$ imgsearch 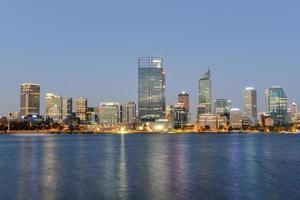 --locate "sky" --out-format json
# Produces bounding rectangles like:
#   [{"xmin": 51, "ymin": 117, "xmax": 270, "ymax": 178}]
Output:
[{"xmin": 0, "ymin": 0, "xmax": 300, "ymax": 119}]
